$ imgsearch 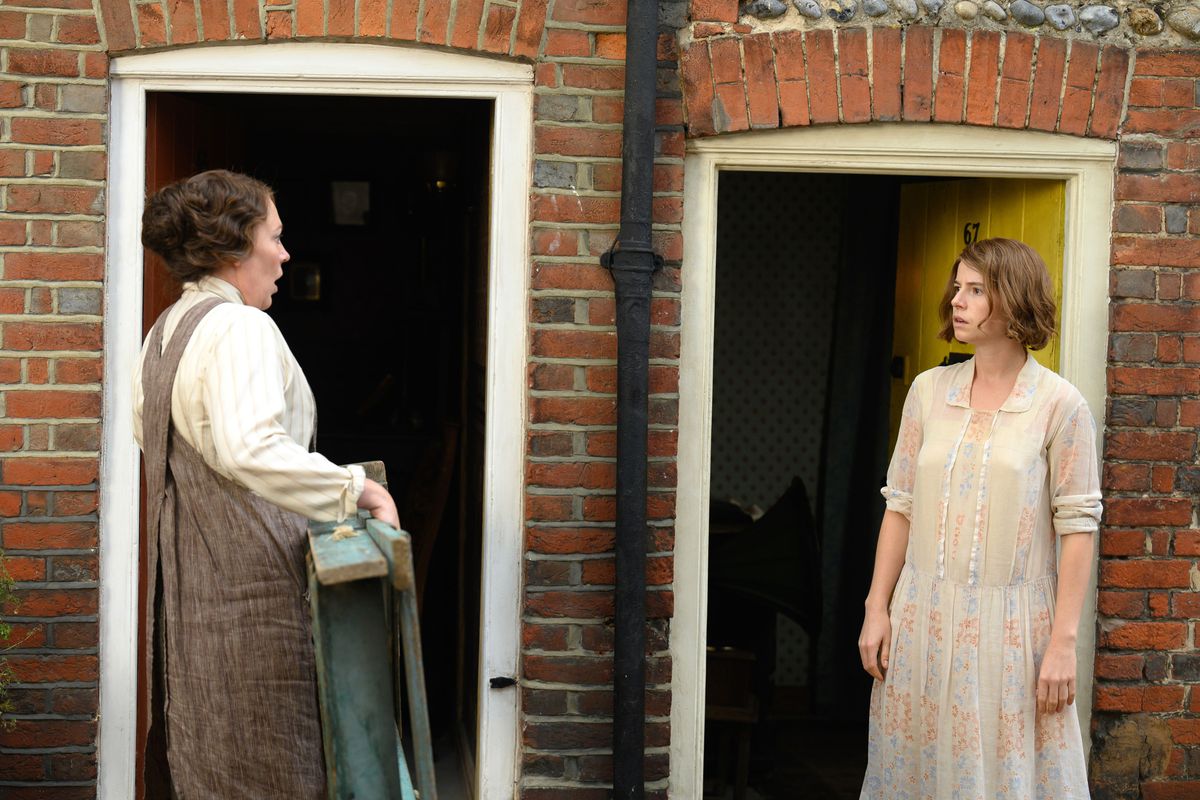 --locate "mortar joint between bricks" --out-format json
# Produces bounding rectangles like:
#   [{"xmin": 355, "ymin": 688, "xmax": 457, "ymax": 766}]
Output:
[
  {"xmin": 0, "ymin": 176, "xmax": 106, "ymax": 189},
  {"xmin": 519, "ymin": 747, "xmax": 615, "ymax": 757},
  {"xmin": 525, "ymin": 454, "xmax": 617, "ymax": 462},
  {"xmin": 534, "ymin": 87, "xmax": 624, "ymax": 98},
  {"xmin": 1, "ymin": 6, "xmax": 96, "ymax": 14},
  {"xmin": 833, "ymin": 26, "xmax": 846, "ymax": 124},
  {"xmin": 535, "ymin": 117, "xmax": 623, "ymax": 128},
  {"xmin": 522, "ymin": 581, "xmax": 613, "ymax": 593},
  {"xmin": 543, "ymin": 22, "xmax": 626, "ymax": 33},
  {"xmin": 1024, "ymin": 35, "xmax": 1040, "ymax": 130},
  {"xmin": 526, "ymin": 553, "xmax": 612, "ymax": 562},
  {"xmin": 541, "ymin": 56, "xmax": 627, "ymax": 66},
  {"xmin": 0, "ymin": 109, "xmax": 108, "ymax": 123},
  {"xmin": 0, "ymin": 350, "xmax": 103, "ymax": 358},
  {"xmin": 528, "ymin": 357, "xmax": 620, "ymax": 366},
  {"xmin": 0, "ymin": 315, "xmax": 103, "ymax": 324},
  {"xmin": 1049, "ymin": 39, "xmax": 1069, "ymax": 132},
  {"xmin": 931, "ymin": 26, "xmax": 944, "ymax": 123},
  {"xmin": 1, "ymin": 41, "xmax": 104, "ymax": 54},
  {"xmin": 521, "ymin": 714, "xmax": 621, "ymax": 725},
  {"xmin": 0, "ymin": 216, "xmax": 106, "ymax": 226},
  {"xmin": 524, "ymin": 486, "xmax": 614, "ymax": 495},
  {"xmin": 958, "ymin": 29, "xmax": 974, "ymax": 124}
]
